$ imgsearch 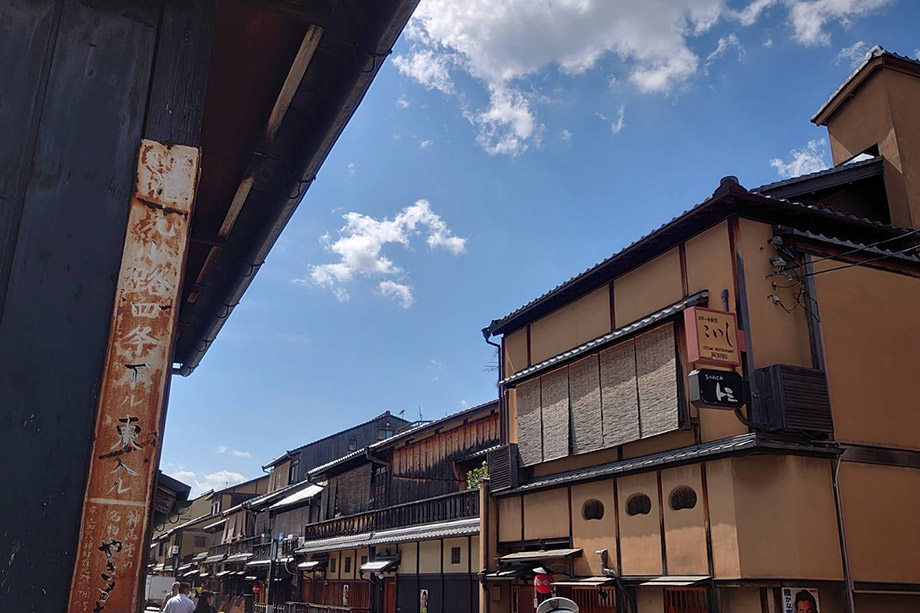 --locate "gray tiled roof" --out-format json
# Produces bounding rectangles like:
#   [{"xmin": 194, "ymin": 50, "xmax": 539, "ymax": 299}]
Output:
[
  {"xmin": 500, "ymin": 291, "xmax": 708, "ymax": 386},
  {"xmin": 294, "ymin": 518, "xmax": 480, "ymax": 554},
  {"xmin": 751, "ymin": 155, "xmax": 882, "ymax": 195},
  {"xmin": 498, "ymin": 433, "xmax": 840, "ymax": 495}
]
